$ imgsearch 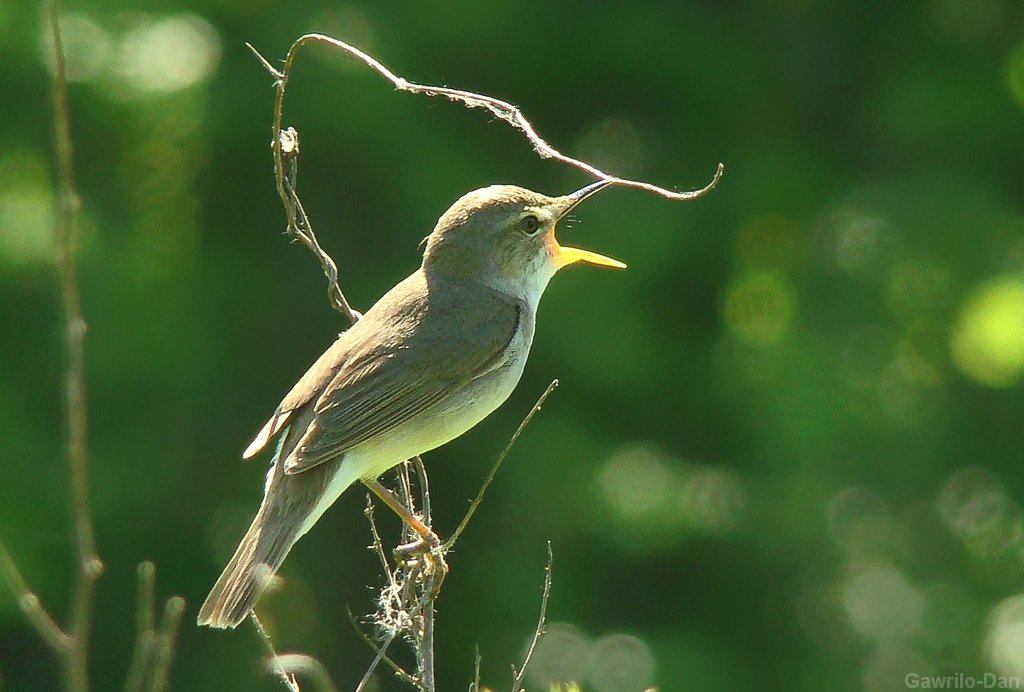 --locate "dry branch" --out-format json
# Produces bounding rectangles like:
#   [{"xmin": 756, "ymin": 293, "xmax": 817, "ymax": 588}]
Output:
[
  {"xmin": 247, "ymin": 33, "xmax": 722, "ymax": 323},
  {"xmin": 247, "ymin": 34, "xmax": 723, "ymax": 210},
  {"xmin": 0, "ymin": 5, "xmax": 185, "ymax": 692},
  {"xmin": 0, "ymin": 3, "xmax": 99, "ymax": 690},
  {"xmin": 50, "ymin": 0, "xmax": 102, "ymax": 686}
]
